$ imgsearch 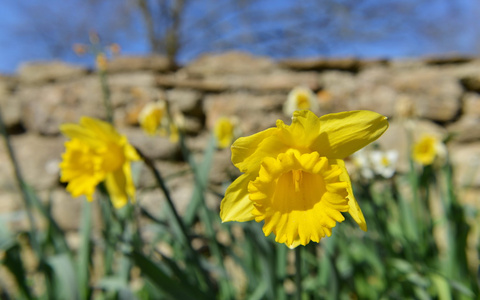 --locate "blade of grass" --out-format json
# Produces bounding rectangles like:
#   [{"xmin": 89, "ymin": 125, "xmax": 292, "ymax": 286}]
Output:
[
  {"xmin": 439, "ymin": 158, "xmax": 473, "ymax": 292},
  {"xmin": 4, "ymin": 243, "xmax": 34, "ymax": 300},
  {"xmin": 77, "ymin": 200, "xmax": 92, "ymax": 300},
  {"xmin": 430, "ymin": 273, "xmax": 452, "ymax": 300},
  {"xmin": 249, "ymin": 280, "xmax": 268, "ymax": 300},
  {"xmin": 129, "ymin": 249, "xmax": 212, "ymax": 300},
  {"xmin": 295, "ymin": 247, "xmax": 303, "ymax": 300},
  {"xmin": 98, "ymin": 190, "xmax": 116, "ymax": 276},
  {"xmin": 275, "ymin": 243, "xmax": 287, "ymax": 300},
  {"xmin": 96, "ymin": 277, "xmax": 136, "ymax": 299},
  {"xmin": 180, "ymin": 134, "xmax": 235, "ymax": 298},
  {"xmin": 135, "ymin": 147, "xmax": 214, "ymax": 292},
  {"xmin": 322, "ymin": 236, "xmax": 339, "ymax": 300},
  {"xmin": 117, "ymin": 205, "xmax": 136, "ymax": 289},
  {"xmin": 0, "ymin": 106, "xmax": 41, "ymax": 257},
  {"xmin": 244, "ymin": 222, "xmax": 276, "ymax": 298},
  {"xmin": 183, "ymin": 134, "xmax": 216, "ymax": 227},
  {"xmin": 46, "ymin": 253, "xmax": 79, "ymax": 300}
]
